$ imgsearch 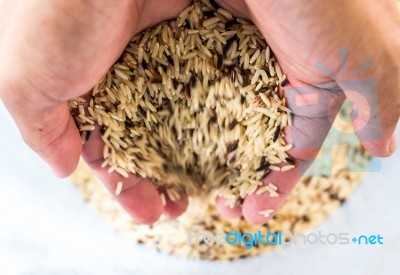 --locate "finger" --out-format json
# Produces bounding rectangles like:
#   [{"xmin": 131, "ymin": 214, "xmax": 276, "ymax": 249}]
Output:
[
  {"xmin": 82, "ymin": 127, "xmax": 162, "ymax": 224},
  {"xmin": 243, "ymin": 81, "xmax": 345, "ymax": 225},
  {"xmin": 216, "ymin": 196, "xmax": 242, "ymax": 218},
  {"xmin": 242, "ymin": 118, "xmax": 320, "ymax": 225},
  {"xmin": 342, "ymin": 85, "xmax": 399, "ymax": 157},
  {"xmin": 7, "ymin": 101, "xmax": 82, "ymax": 178},
  {"xmin": 242, "ymin": 167, "xmax": 300, "ymax": 225},
  {"xmin": 47, "ymin": 112, "xmax": 82, "ymax": 177},
  {"xmin": 159, "ymin": 188, "xmax": 189, "ymax": 219}
]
